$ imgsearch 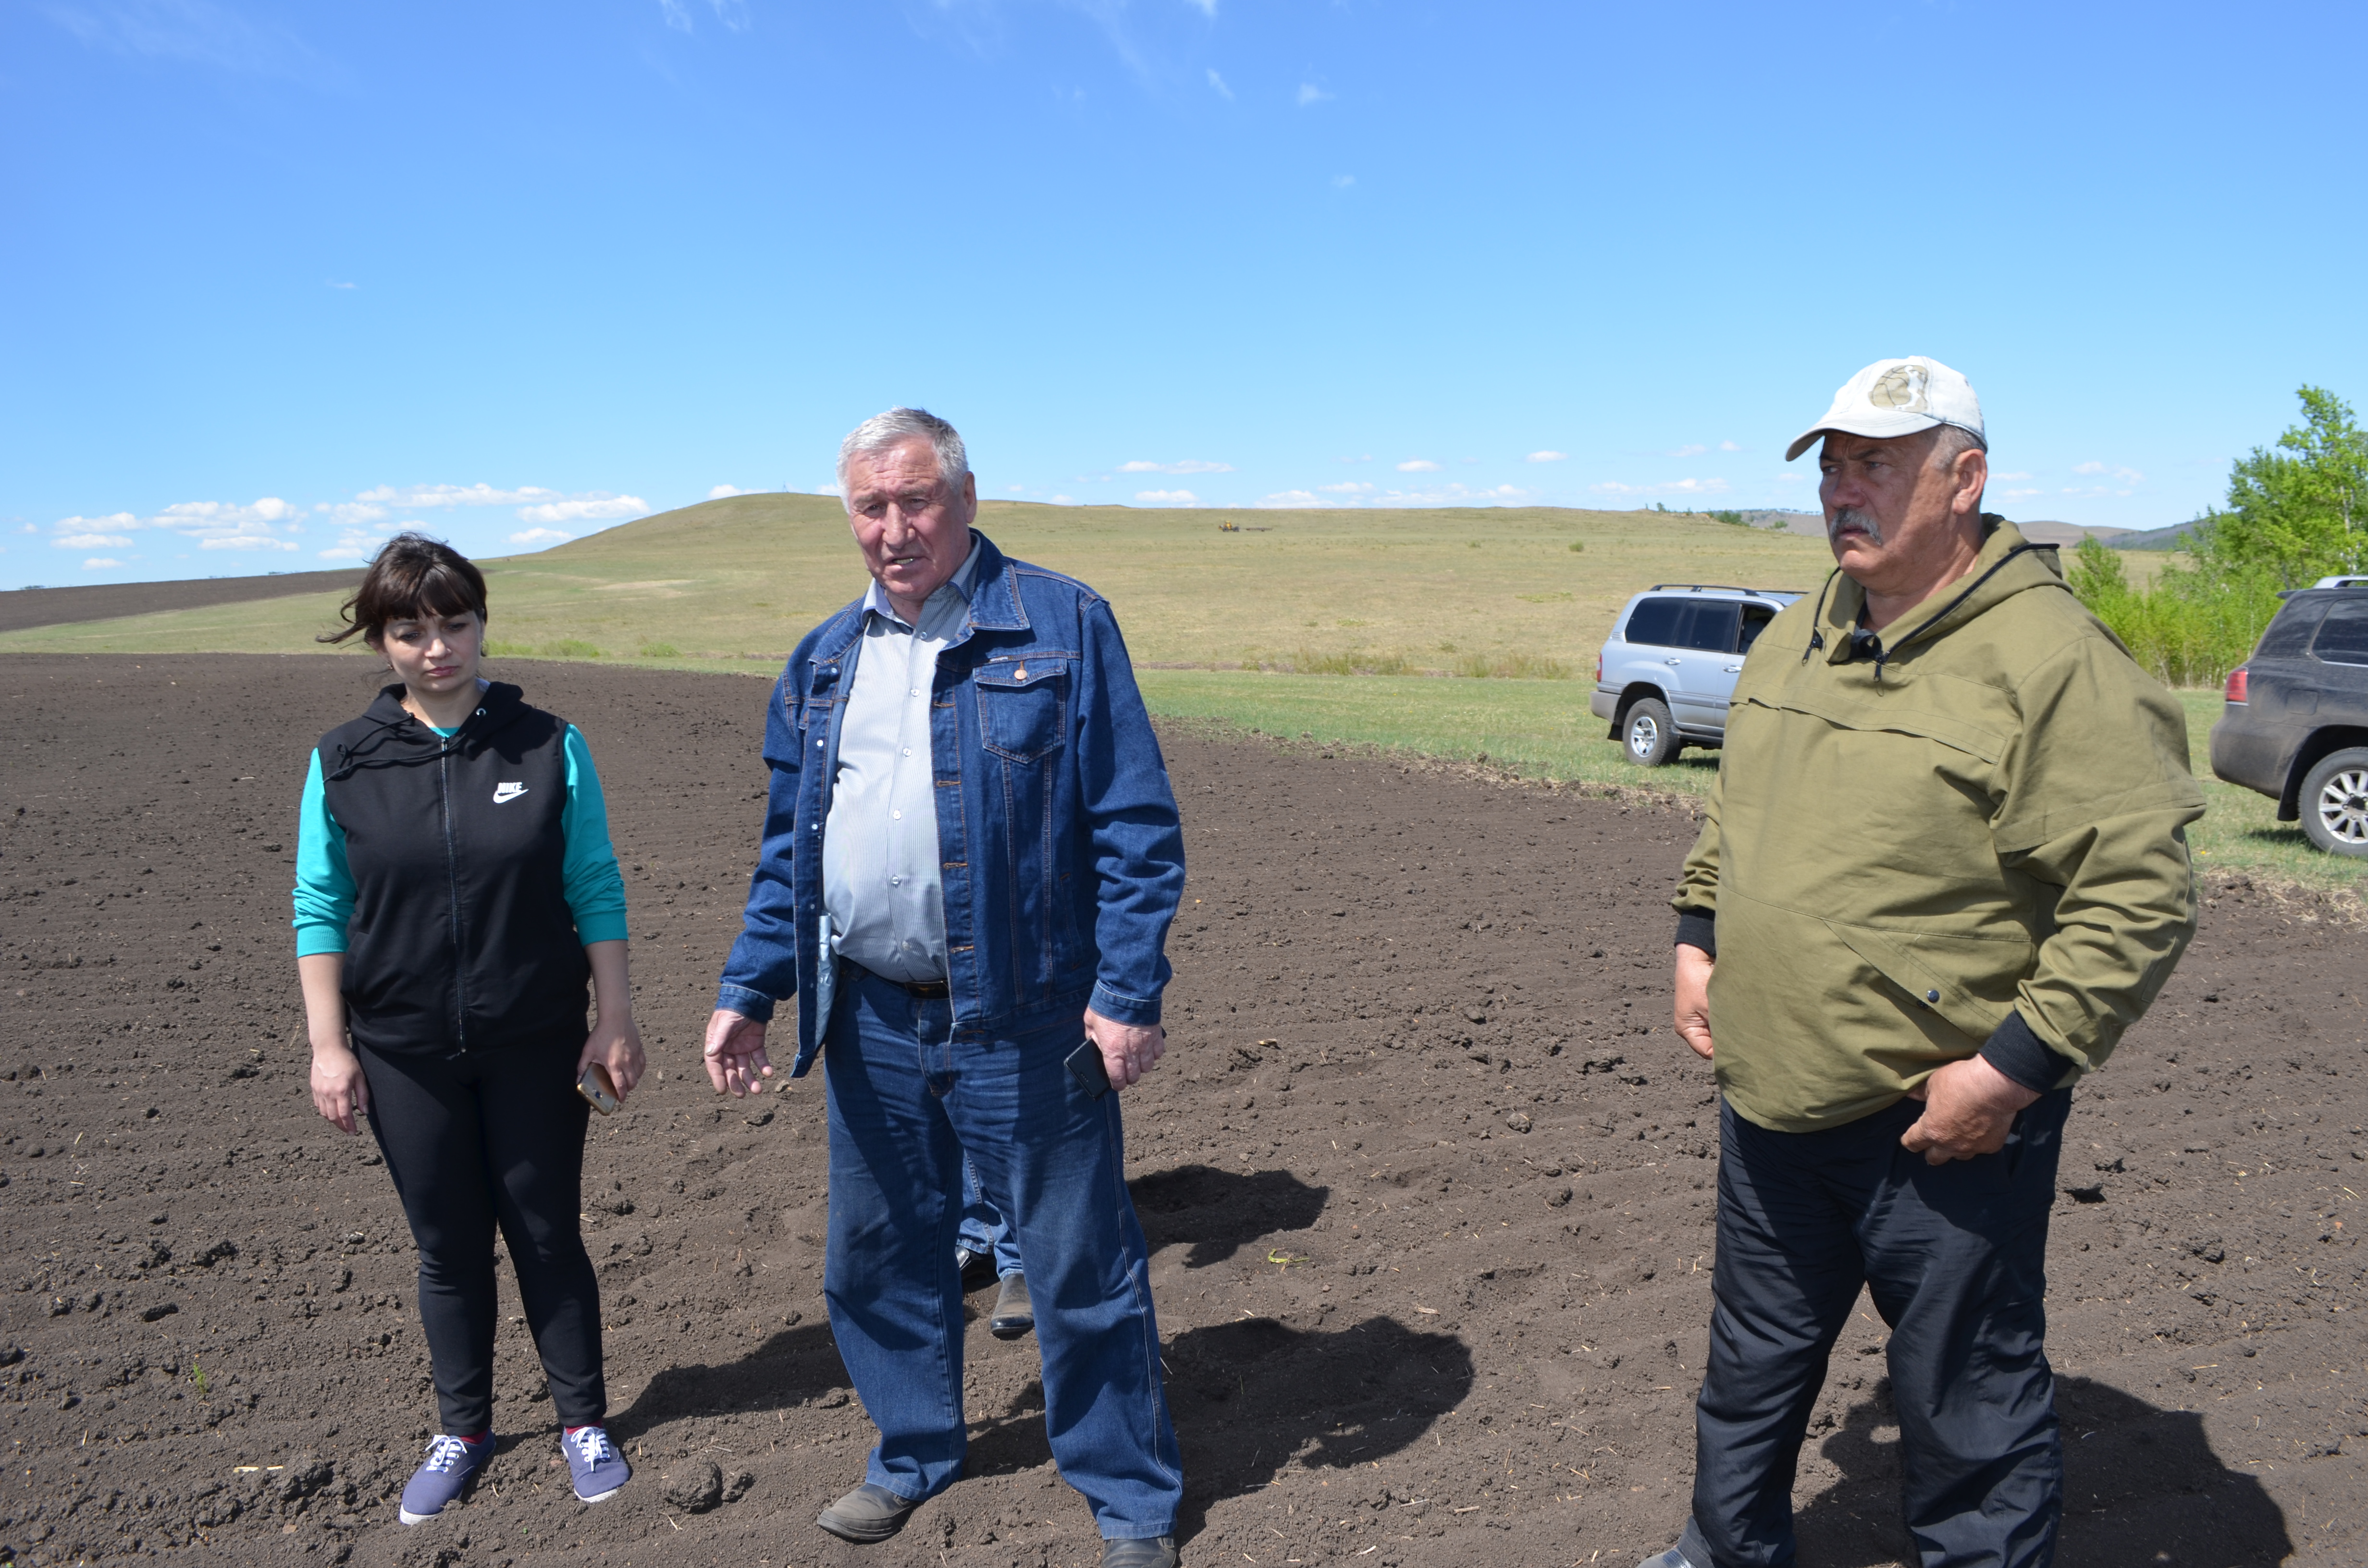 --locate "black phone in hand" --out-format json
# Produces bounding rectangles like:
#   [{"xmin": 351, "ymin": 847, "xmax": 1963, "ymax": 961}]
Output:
[{"xmin": 1065, "ymin": 1040, "xmax": 1111, "ymax": 1100}]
